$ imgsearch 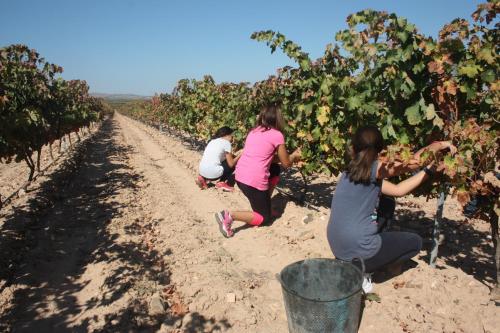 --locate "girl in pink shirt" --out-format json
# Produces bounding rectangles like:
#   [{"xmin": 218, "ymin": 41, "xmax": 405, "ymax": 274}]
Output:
[{"xmin": 214, "ymin": 104, "xmax": 301, "ymax": 238}]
